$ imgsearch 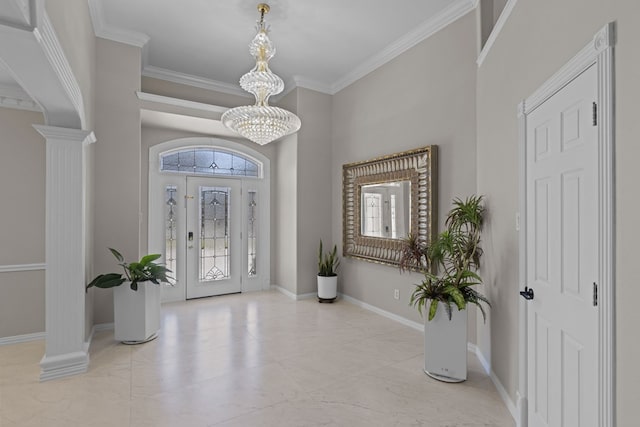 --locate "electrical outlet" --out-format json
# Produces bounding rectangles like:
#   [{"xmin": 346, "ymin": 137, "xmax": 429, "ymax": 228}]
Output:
[{"xmin": 394, "ymin": 289, "xmax": 400, "ymax": 300}]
